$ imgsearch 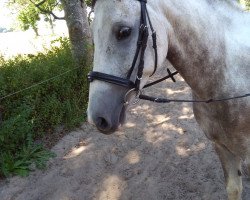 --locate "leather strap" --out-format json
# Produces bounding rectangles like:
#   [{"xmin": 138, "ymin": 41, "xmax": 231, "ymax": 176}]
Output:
[
  {"xmin": 143, "ymin": 70, "xmax": 179, "ymax": 89},
  {"xmin": 139, "ymin": 93, "xmax": 250, "ymax": 104},
  {"xmin": 88, "ymin": 71, "xmax": 135, "ymax": 88}
]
